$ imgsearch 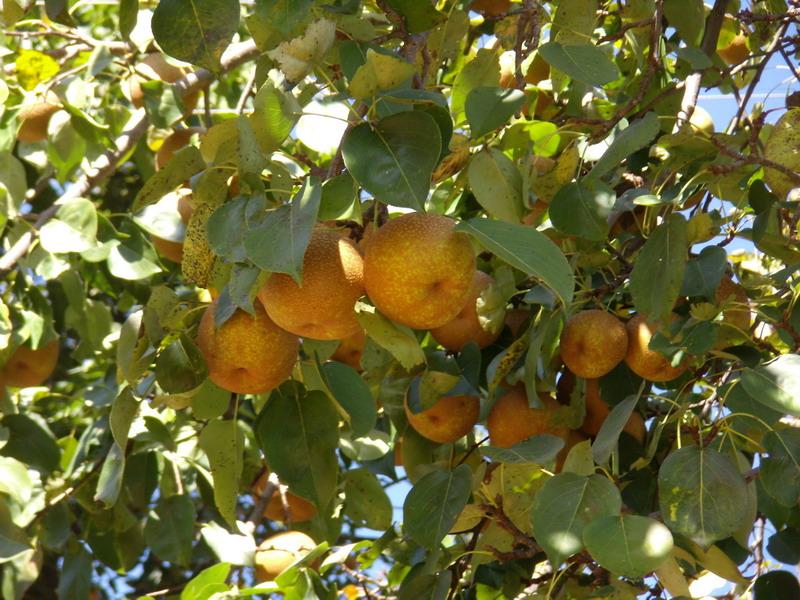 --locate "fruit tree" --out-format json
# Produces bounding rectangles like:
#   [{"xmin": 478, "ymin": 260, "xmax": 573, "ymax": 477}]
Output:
[{"xmin": 1, "ymin": 1, "xmax": 800, "ymax": 598}]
